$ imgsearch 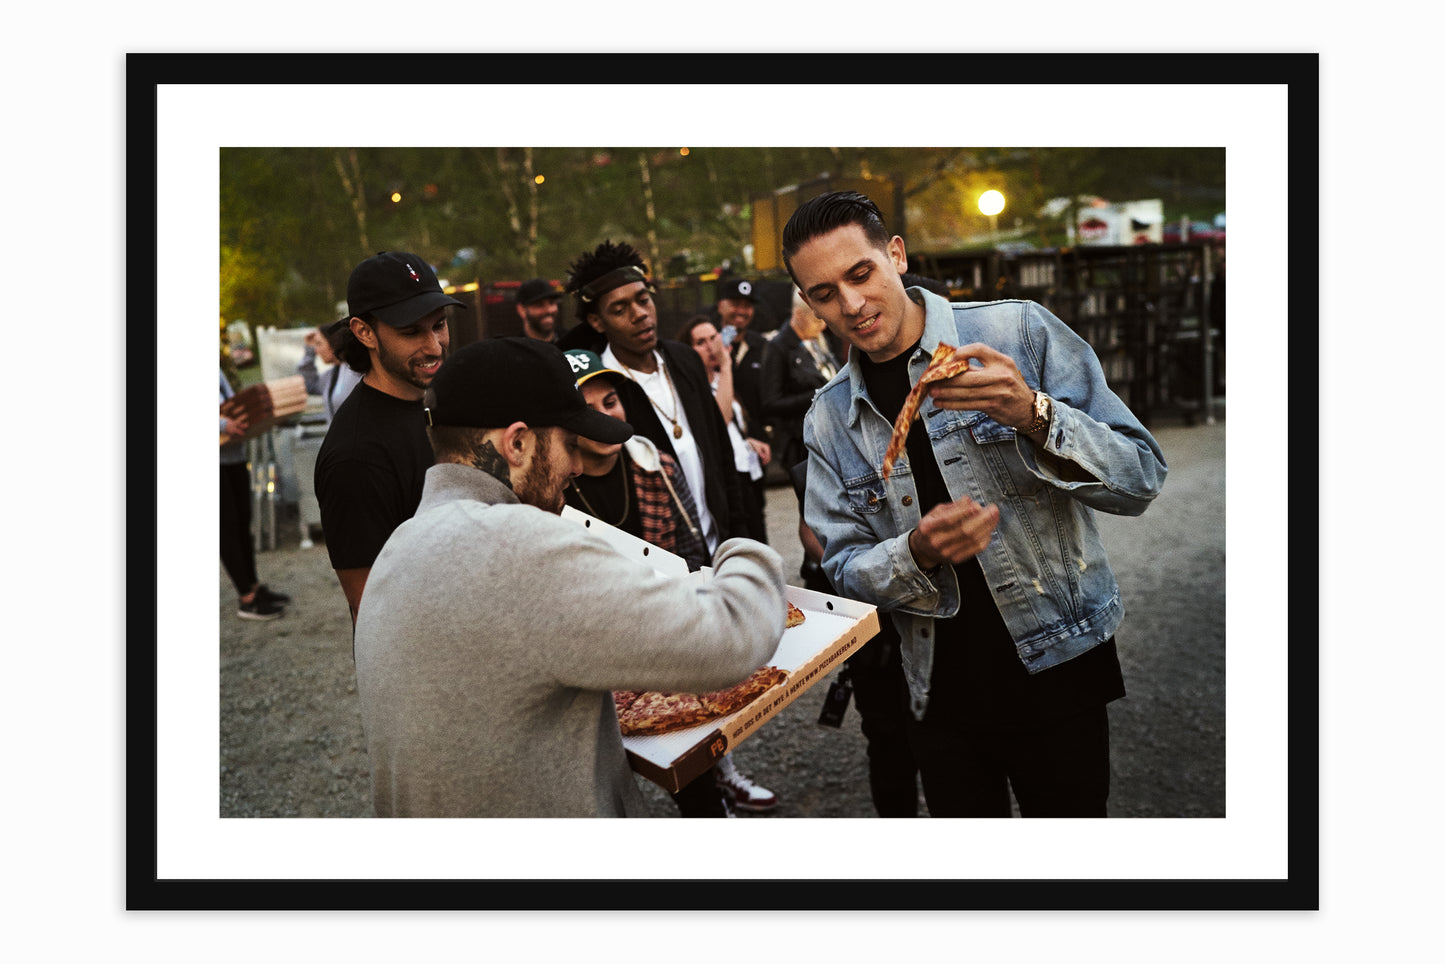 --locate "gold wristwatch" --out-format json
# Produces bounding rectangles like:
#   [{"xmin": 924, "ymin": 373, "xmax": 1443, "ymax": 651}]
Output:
[{"xmin": 1020, "ymin": 391, "xmax": 1052, "ymax": 435}]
